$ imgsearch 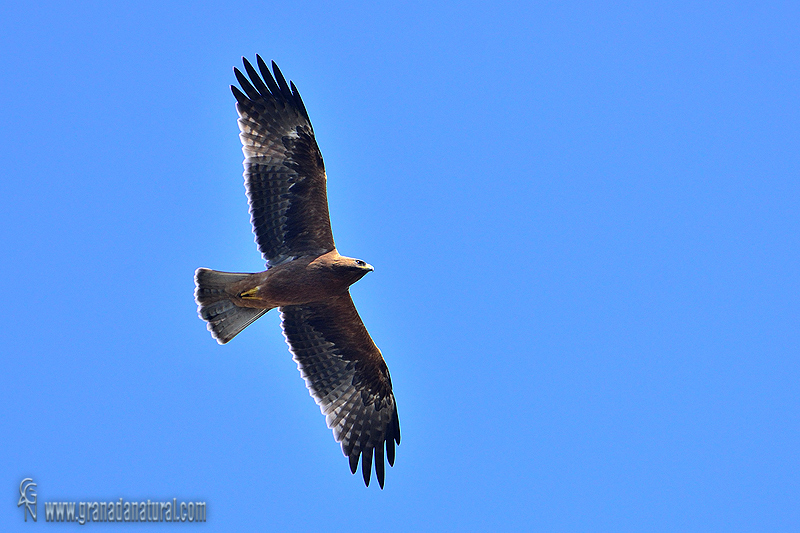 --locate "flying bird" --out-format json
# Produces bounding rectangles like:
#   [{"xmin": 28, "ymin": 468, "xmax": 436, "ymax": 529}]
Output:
[{"xmin": 194, "ymin": 56, "xmax": 400, "ymax": 488}]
